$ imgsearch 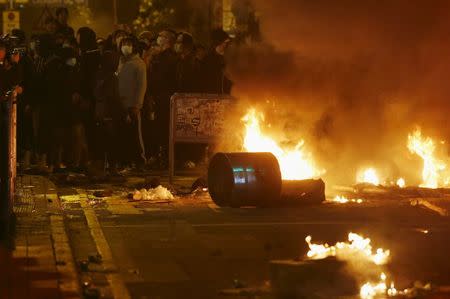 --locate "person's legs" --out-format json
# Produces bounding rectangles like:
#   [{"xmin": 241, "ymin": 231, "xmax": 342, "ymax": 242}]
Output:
[
  {"xmin": 129, "ymin": 112, "xmax": 146, "ymax": 167},
  {"xmin": 155, "ymin": 100, "xmax": 170, "ymax": 169},
  {"xmin": 71, "ymin": 123, "xmax": 88, "ymax": 169}
]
